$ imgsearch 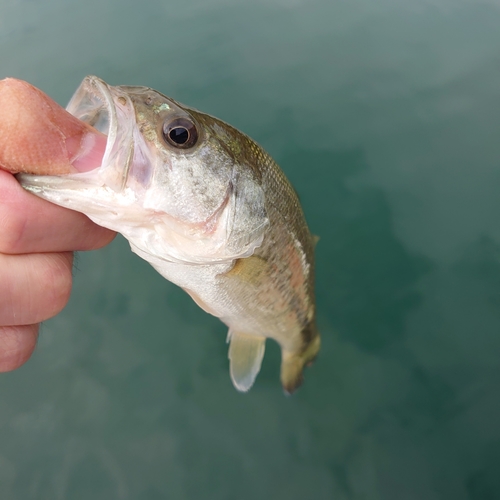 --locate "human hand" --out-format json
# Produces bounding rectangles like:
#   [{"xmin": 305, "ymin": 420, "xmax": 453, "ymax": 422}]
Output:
[{"xmin": 0, "ymin": 78, "xmax": 114, "ymax": 371}]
